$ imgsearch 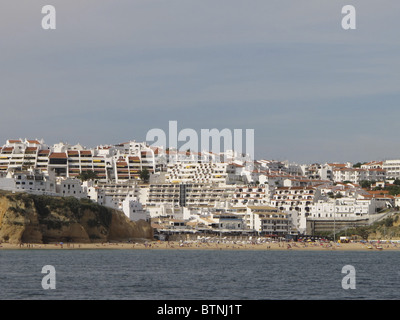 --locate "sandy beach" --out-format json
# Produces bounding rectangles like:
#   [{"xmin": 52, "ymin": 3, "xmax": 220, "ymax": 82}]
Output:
[{"xmin": 1, "ymin": 240, "xmax": 400, "ymax": 251}]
